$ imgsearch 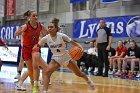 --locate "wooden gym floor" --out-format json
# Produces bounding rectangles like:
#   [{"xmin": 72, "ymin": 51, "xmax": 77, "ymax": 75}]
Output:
[{"xmin": 0, "ymin": 65, "xmax": 140, "ymax": 93}]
